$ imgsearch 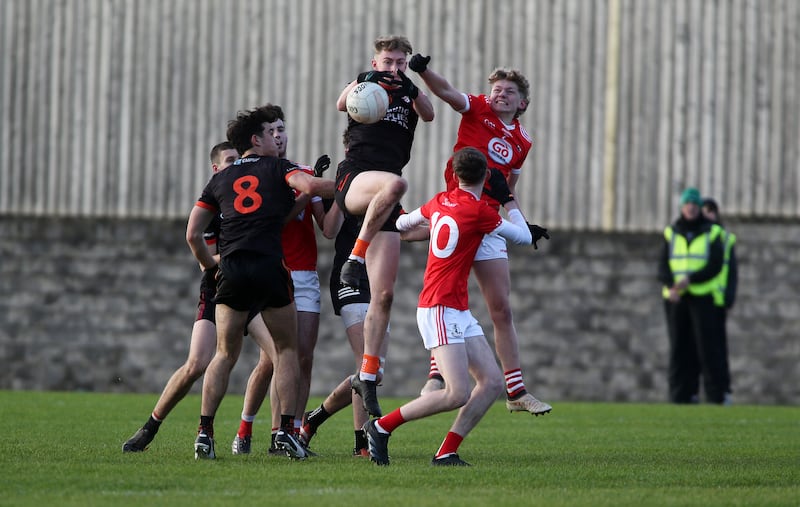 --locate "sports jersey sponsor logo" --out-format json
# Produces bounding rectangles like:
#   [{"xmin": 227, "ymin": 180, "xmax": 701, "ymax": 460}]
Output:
[
  {"xmin": 385, "ymin": 106, "xmax": 410, "ymax": 129},
  {"xmin": 235, "ymin": 156, "xmax": 260, "ymax": 165},
  {"xmin": 487, "ymin": 137, "xmax": 514, "ymax": 166}
]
